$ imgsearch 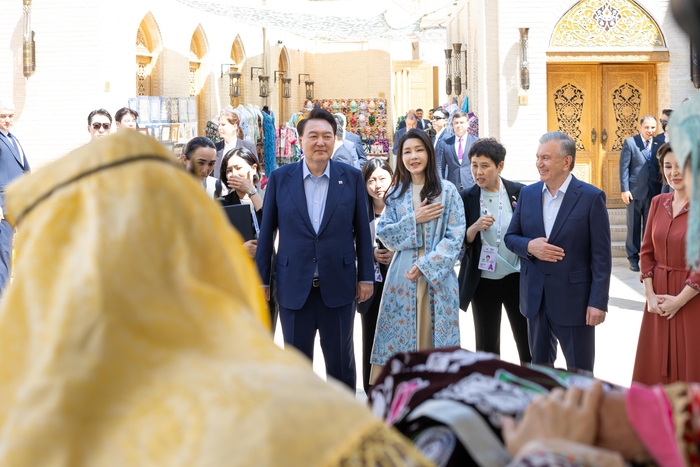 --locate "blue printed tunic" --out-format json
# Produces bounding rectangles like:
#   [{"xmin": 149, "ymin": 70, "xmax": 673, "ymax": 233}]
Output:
[{"xmin": 371, "ymin": 180, "xmax": 466, "ymax": 365}]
